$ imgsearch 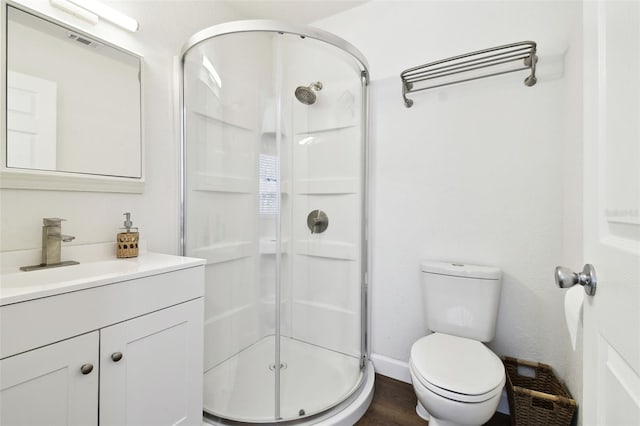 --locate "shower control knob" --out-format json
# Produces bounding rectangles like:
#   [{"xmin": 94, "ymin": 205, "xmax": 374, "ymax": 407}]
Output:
[
  {"xmin": 111, "ymin": 352, "xmax": 123, "ymax": 362},
  {"xmin": 307, "ymin": 210, "xmax": 329, "ymax": 234}
]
